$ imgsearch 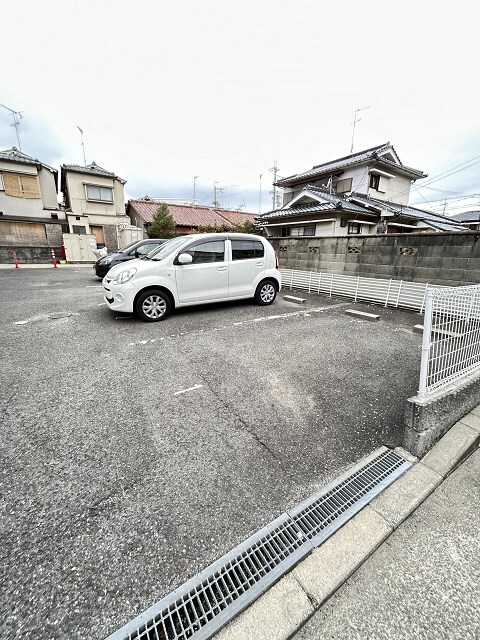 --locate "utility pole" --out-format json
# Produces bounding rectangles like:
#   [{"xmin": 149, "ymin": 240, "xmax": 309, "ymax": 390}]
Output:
[
  {"xmin": 193, "ymin": 176, "xmax": 199, "ymax": 207},
  {"xmin": 350, "ymin": 105, "xmax": 370, "ymax": 154},
  {"xmin": 77, "ymin": 126, "xmax": 87, "ymax": 165},
  {"xmin": 1, "ymin": 104, "xmax": 23, "ymax": 150},
  {"xmin": 259, "ymin": 173, "xmax": 262, "ymax": 213},
  {"xmin": 269, "ymin": 161, "xmax": 279, "ymax": 210},
  {"xmin": 213, "ymin": 181, "xmax": 219, "ymax": 207}
]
